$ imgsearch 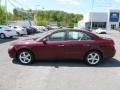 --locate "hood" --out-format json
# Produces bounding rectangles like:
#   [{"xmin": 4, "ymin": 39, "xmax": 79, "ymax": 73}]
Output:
[{"xmin": 11, "ymin": 39, "xmax": 42, "ymax": 46}]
